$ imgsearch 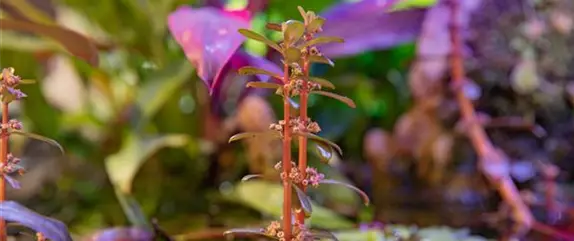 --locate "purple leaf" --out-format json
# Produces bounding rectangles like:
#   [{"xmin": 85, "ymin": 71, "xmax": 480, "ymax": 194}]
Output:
[
  {"xmin": 0, "ymin": 201, "xmax": 72, "ymax": 241},
  {"xmin": 167, "ymin": 6, "xmax": 250, "ymax": 91},
  {"xmin": 318, "ymin": 0, "xmax": 426, "ymax": 58},
  {"xmin": 87, "ymin": 227, "xmax": 154, "ymax": 241},
  {"xmin": 4, "ymin": 175, "xmax": 21, "ymax": 189}
]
